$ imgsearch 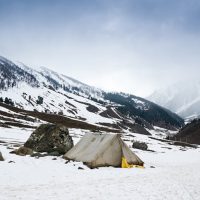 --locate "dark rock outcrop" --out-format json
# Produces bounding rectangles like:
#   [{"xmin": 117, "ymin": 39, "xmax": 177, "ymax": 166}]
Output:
[
  {"xmin": 0, "ymin": 151, "xmax": 4, "ymax": 161},
  {"xmin": 24, "ymin": 124, "xmax": 74, "ymax": 154},
  {"xmin": 132, "ymin": 141, "xmax": 148, "ymax": 150},
  {"xmin": 129, "ymin": 124, "xmax": 151, "ymax": 135},
  {"xmin": 120, "ymin": 120, "xmax": 151, "ymax": 135},
  {"xmin": 86, "ymin": 105, "xmax": 100, "ymax": 113}
]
